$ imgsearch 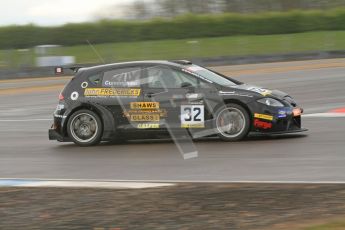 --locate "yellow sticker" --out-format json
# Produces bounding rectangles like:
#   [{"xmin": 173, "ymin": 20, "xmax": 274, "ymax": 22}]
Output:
[
  {"xmin": 261, "ymin": 91, "xmax": 271, "ymax": 96},
  {"xmin": 130, "ymin": 114, "xmax": 160, "ymax": 121},
  {"xmin": 137, "ymin": 123, "xmax": 160, "ymax": 129},
  {"xmin": 130, "ymin": 102, "xmax": 159, "ymax": 109},
  {"xmin": 84, "ymin": 88, "xmax": 141, "ymax": 96},
  {"xmin": 181, "ymin": 123, "xmax": 205, "ymax": 128},
  {"xmin": 254, "ymin": 113, "xmax": 273, "ymax": 121}
]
